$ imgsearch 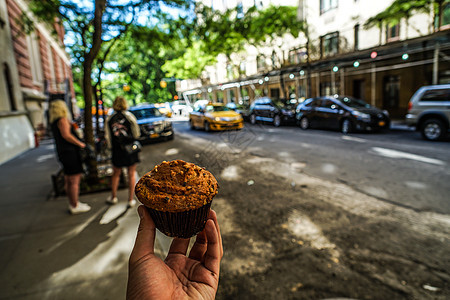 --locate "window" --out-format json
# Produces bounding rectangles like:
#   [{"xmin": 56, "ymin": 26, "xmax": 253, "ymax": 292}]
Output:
[
  {"xmin": 320, "ymin": 0, "xmax": 338, "ymax": 14},
  {"xmin": 435, "ymin": 4, "xmax": 450, "ymax": 30},
  {"xmin": 386, "ymin": 24, "xmax": 400, "ymax": 42},
  {"xmin": 288, "ymin": 48, "xmax": 307, "ymax": 64},
  {"xmin": 420, "ymin": 89, "xmax": 450, "ymax": 102},
  {"xmin": 26, "ymin": 31, "xmax": 43, "ymax": 86},
  {"xmin": 321, "ymin": 32, "xmax": 339, "ymax": 58},
  {"xmin": 257, "ymin": 55, "xmax": 266, "ymax": 70},
  {"xmin": 271, "ymin": 51, "xmax": 279, "ymax": 68},
  {"xmin": 354, "ymin": 24, "xmax": 360, "ymax": 50}
]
